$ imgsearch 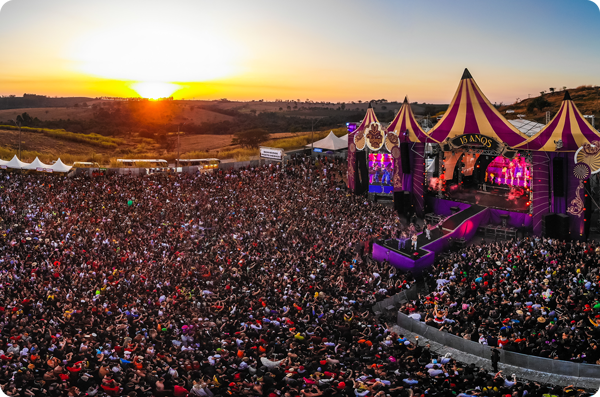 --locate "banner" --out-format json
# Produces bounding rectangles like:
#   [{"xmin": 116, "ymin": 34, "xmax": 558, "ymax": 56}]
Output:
[{"xmin": 259, "ymin": 146, "xmax": 284, "ymax": 161}]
